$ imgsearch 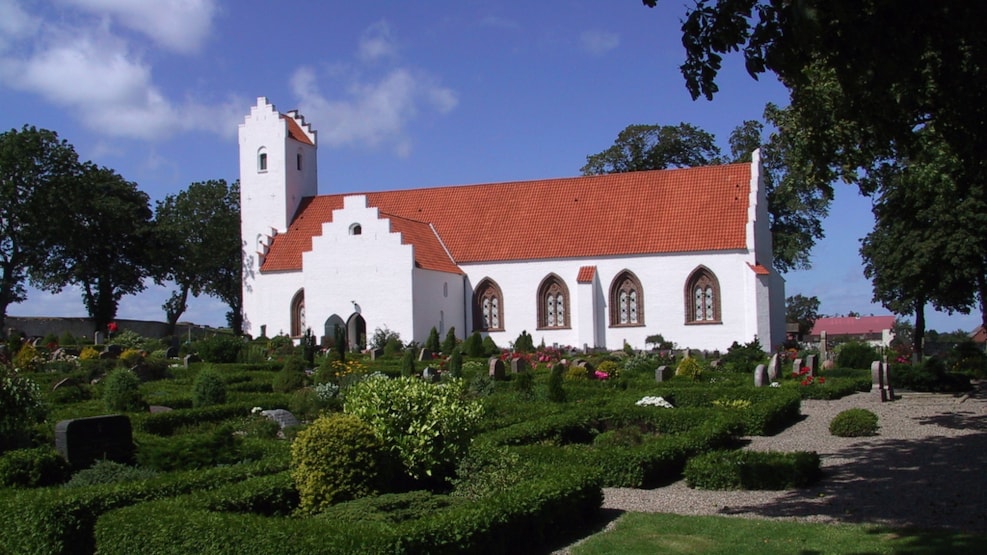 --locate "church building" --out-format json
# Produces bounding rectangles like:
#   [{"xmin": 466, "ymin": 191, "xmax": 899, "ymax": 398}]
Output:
[{"xmin": 239, "ymin": 97, "xmax": 786, "ymax": 352}]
